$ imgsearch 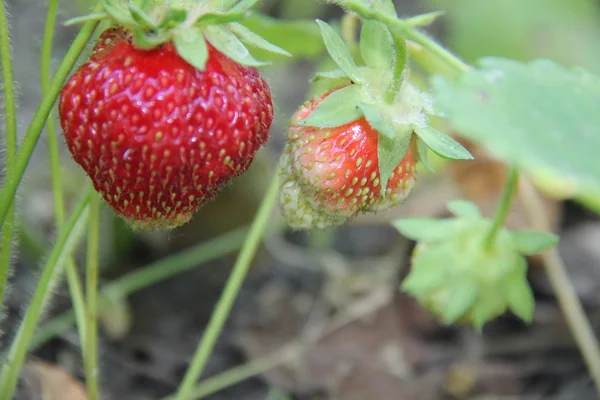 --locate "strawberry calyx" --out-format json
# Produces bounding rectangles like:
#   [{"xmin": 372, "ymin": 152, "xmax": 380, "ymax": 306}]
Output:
[
  {"xmin": 303, "ymin": 5, "xmax": 472, "ymax": 196},
  {"xmin": 394, "ymin": 200, "xmax": 559, "ymax": 329},
  {"xmin": 65, "ymin": 0, "xmax": 290, "ymax": 70}
]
